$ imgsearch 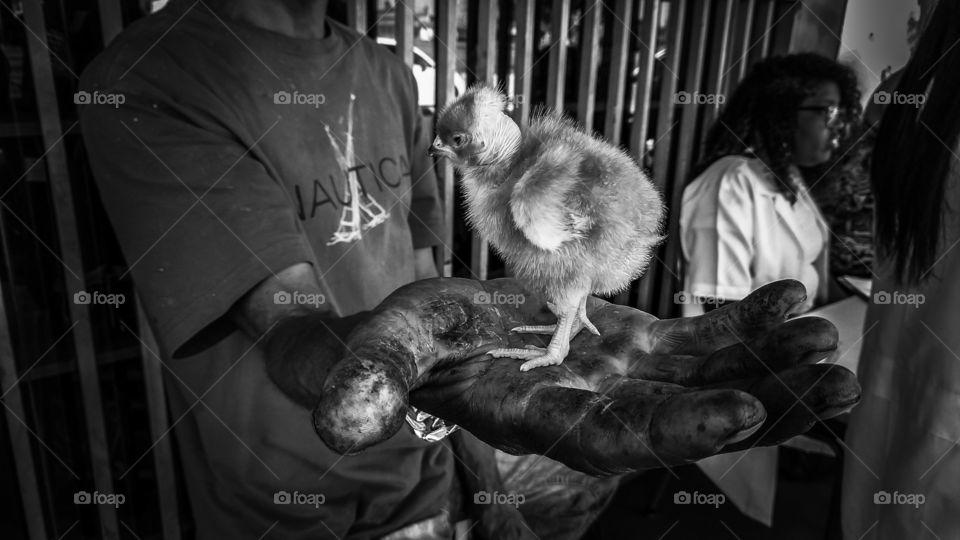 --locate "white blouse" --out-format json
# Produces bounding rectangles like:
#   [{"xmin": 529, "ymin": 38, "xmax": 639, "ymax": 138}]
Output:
[{"xmin": 679, "ymin": 155, "xmax": 829, "ymax": 316}]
